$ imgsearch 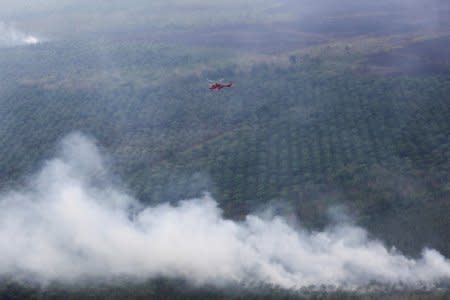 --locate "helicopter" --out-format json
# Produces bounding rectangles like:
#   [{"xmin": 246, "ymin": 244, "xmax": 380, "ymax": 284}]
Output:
[{"xmin": 208, "ymin": 79, "xmax": 233, "ymax": 90}]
